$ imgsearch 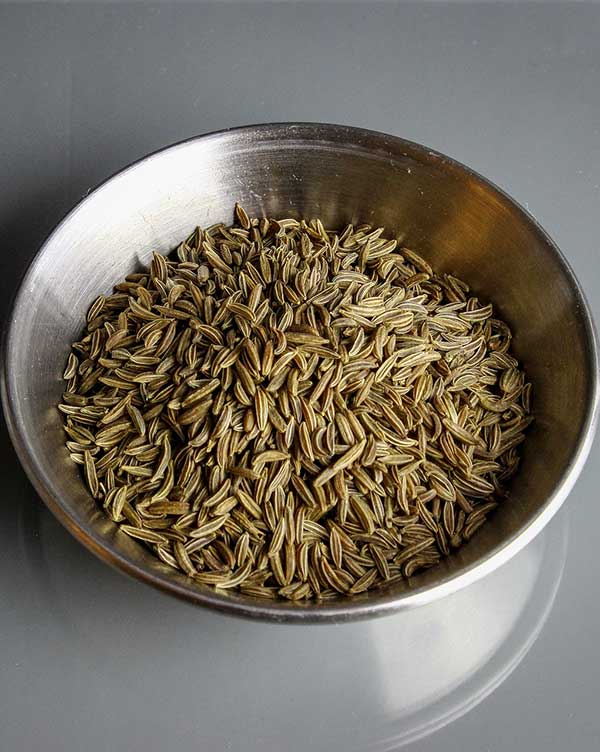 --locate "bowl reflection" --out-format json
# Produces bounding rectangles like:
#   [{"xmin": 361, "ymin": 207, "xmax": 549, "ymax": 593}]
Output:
[{"xmin": 12, "ymin": 493, "xmax": 566, "ymax": 751}]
